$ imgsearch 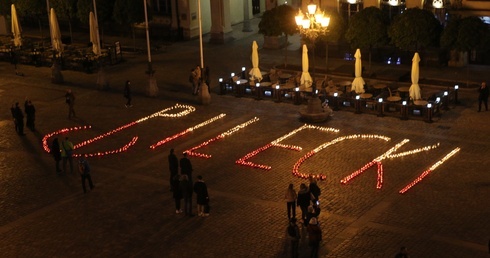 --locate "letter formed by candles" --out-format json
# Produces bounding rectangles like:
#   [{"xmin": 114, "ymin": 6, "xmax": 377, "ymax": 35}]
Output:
[
  {"xmin": 184, "ymin": 117, "xmax": 260, "ymax": 158},
  {"xmin": 236, "ymin": 124, "xmax": 340, "ymax": 170},
  {"xmin": 339, "ymin": 140, "xmax": 441, "ymax": 190},
  {"xmin": 43, "ymin": 104, "xmax": 196, "ymax": 157}
]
